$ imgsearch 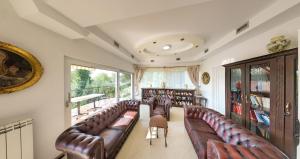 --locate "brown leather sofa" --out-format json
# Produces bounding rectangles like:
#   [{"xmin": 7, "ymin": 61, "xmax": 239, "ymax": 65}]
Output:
[
  {"xmin": 148, "ymin": 96, "xmax": 172, "ymax": 121},
  {"xmin": 55, "ymin": 100, "xmax": 140, "ymax": 159},
  {"xmin": 184, "ymin": 105, "xmax": 288, "ymax": 159}
]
